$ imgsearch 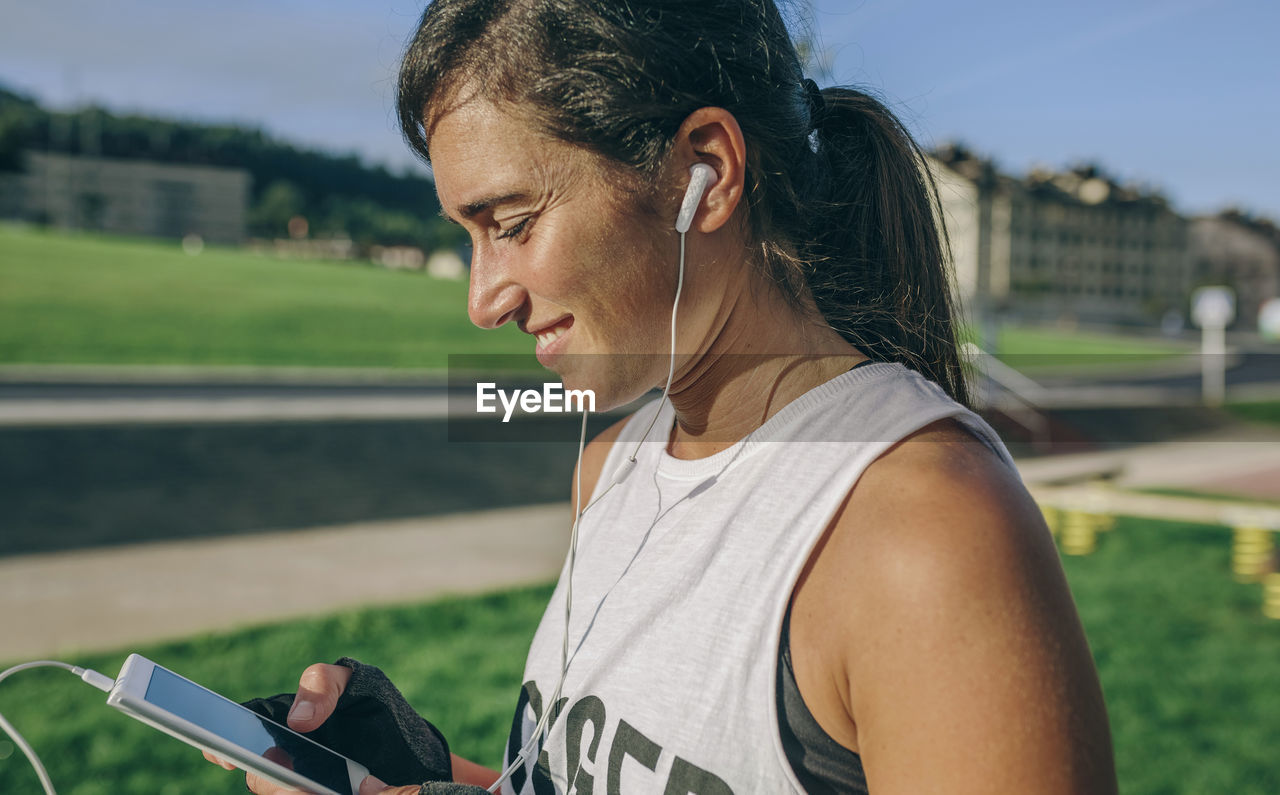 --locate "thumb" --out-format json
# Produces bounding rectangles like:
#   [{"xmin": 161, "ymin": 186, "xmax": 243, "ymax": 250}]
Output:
[
  {"xmin": 359, "ymin": 774, "xmax": 421, "ymax": 795},
  {"xmin": 288, "ymin": 662, "xmax": 352, "ymax": 732}
]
